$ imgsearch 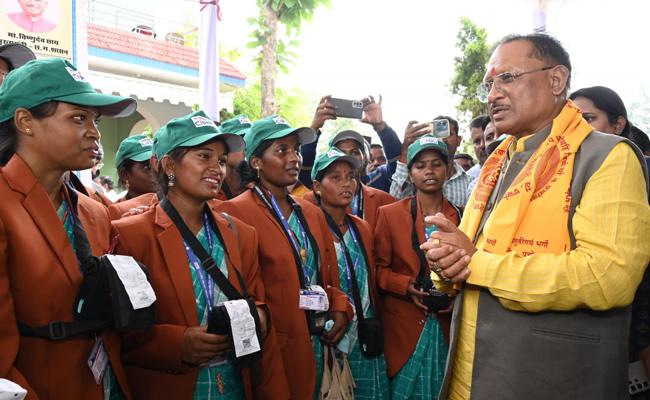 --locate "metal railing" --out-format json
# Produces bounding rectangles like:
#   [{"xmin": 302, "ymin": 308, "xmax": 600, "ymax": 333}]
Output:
[{"xmin": 85, "ymin": 0, "xmax": 197, "ymax": 45}]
